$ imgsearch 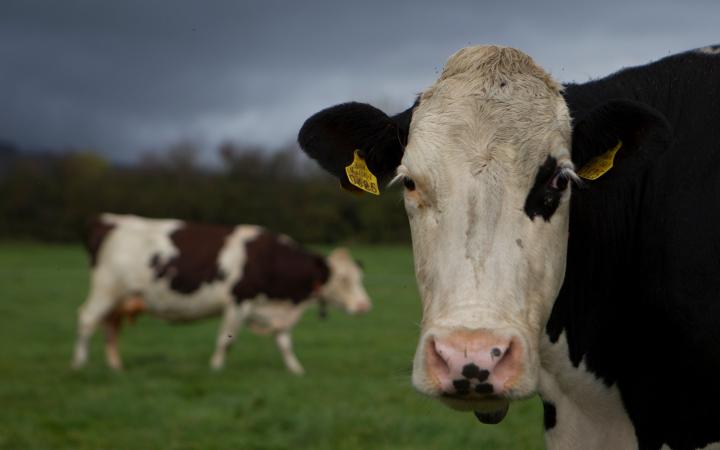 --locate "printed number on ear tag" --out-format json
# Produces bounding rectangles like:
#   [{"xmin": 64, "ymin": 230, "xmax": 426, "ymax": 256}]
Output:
[
  {"xmin": 344, "ymin": 149, "xmax": 380, "ymax": 195},
  {"xmin": 577, "ymin": 141, "xmax": 623, "ymax": 180}
]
